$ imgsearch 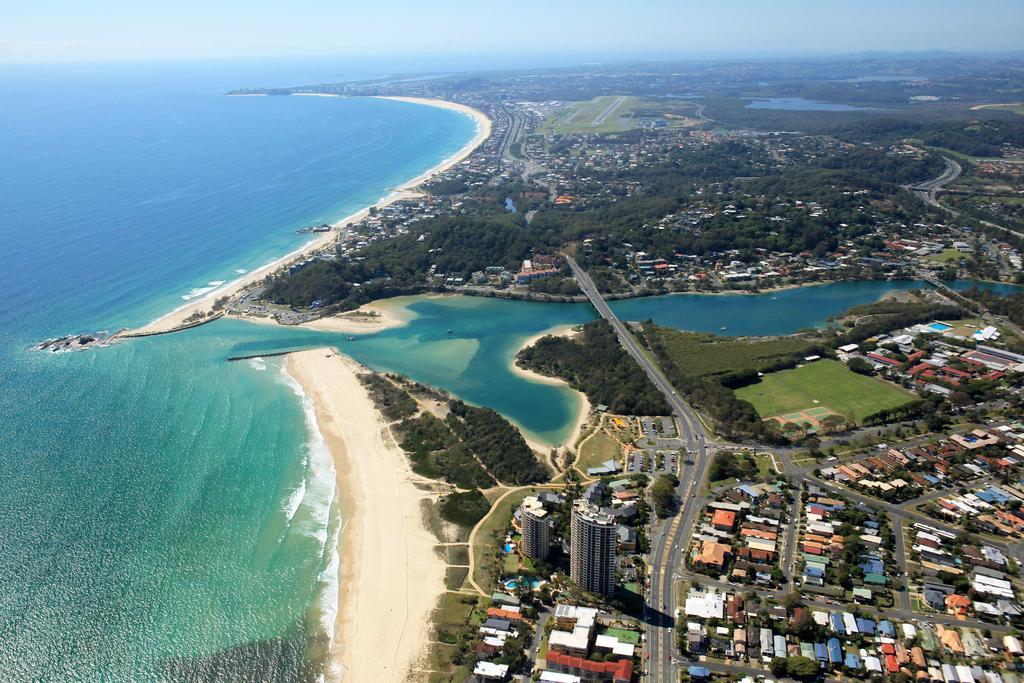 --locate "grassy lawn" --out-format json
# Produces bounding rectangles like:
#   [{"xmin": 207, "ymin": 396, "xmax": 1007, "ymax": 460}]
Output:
[
  {"xmin": 735, "ymin": 359, "xmax": 916, "ymax": 424},
  {"xmin": 576, "ymin": 429, "xmax": 623, "ymax": 473},
  {"xmin": 446, "ymin": 566, "xmax": 469, "ymax": 591},
  {"xmin": 925, "ymin": 247, "xmax": 966, "ymax": 263},
  {"xmin": 437, "ymin": 592, "xmax": 477, "ymax": 625},
  {"xmin": 447, "ymin": 545, "xmax": 469, "ymax": 566},
  {"xmin": 706, "ymin": 476, "xmax": 739, "ymax": 493},
  {"xmin": 651, "ymin": 328, "xmax": 813, "ymax": 381},
  {"xmin": 754, "ymin": 453, "xmax": 777, "ymax": 479},
  {"xmin": 790, "ymin": 453, "xmax": 819, "ymax": 467}
]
